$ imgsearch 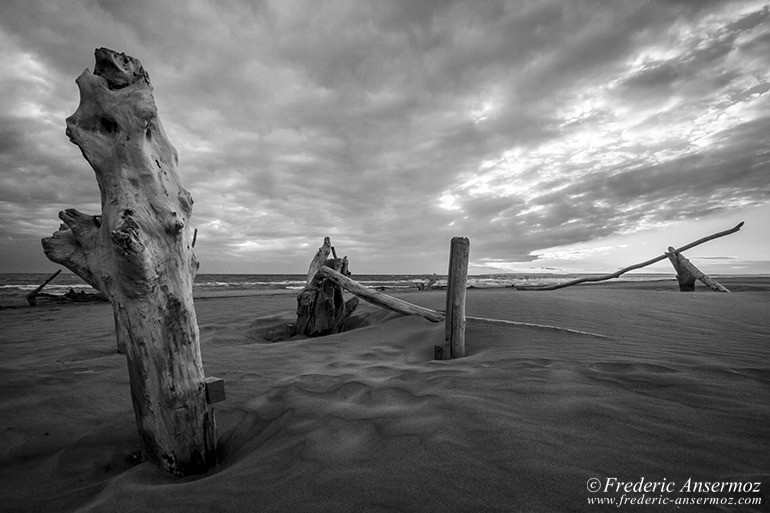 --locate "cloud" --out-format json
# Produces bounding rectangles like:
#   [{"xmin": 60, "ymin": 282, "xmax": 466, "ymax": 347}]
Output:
[
  {"xmin": 0, "ymin": 0, "xmax": 768, "ymax": 274},
  {"xmin": 437, "ymin": 2, "xmax": 770, "ymax": 262}
]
